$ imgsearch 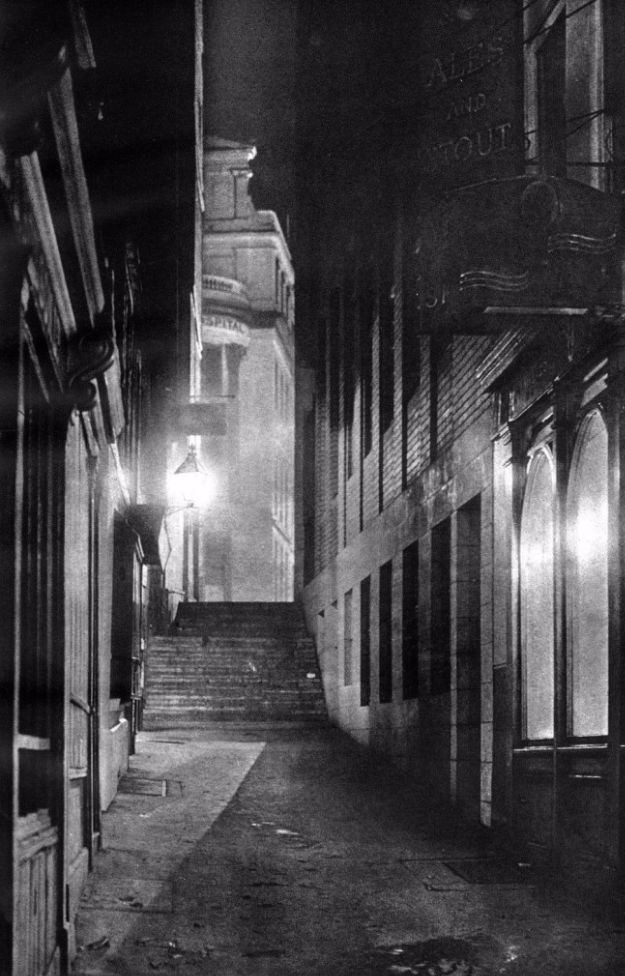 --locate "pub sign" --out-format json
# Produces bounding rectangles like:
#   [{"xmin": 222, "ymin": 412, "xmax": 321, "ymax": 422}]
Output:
[{"xmin": 413, "ymin": 0, "xmax": 521, "ymax": 189}]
